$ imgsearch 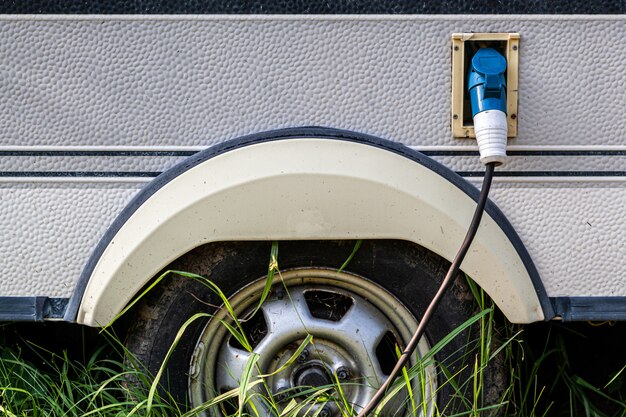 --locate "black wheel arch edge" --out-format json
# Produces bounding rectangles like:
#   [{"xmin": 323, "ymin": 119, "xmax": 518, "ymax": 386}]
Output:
[{"xmin": 63, "ymin": 126, "xmax": 554, "ymax": 322}]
